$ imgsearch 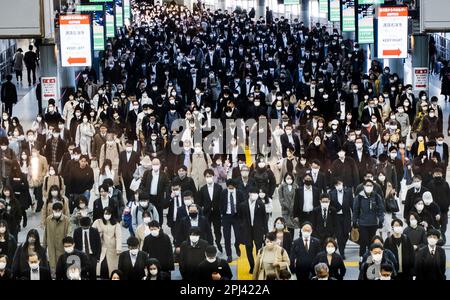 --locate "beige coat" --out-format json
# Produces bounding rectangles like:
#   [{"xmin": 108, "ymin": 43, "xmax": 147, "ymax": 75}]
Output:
[
  {"xmin": 41, "ymin": 196, "xmax": 70, "ymax": 227},
  {"xmin": 92, "ymin": 219, "xmax": 122, "ymax": 277},
  {"xmin": 43, "ymin": 214, "xmax": 71, "ymax": 269},
  {"xmin": 252, "ymin": 244, "xmax": 290, "ymax": 280},
  {"xmin": 28, "ymin": 155, "xmax": 49, "ymax": 187},
  {"xmin": 99, "ymin": 142, "xmax": 122, "ymax": 186},
  {"xmin": 189, "ymin": 153, "xmax": 211, "ymax": 189},
  {"xmin": 42, "ymin": 175, "xmax": 66, "ymax": 200},
  {"xmin": 136, "ymin": 223, "xmax": 150, "ymax": 250}
]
